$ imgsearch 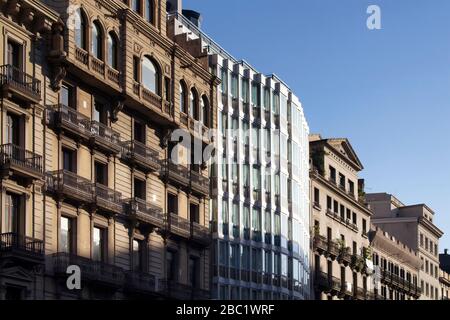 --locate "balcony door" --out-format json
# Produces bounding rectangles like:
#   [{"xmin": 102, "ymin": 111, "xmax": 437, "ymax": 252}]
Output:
[
  {"xmin": 2, "ymin": 193, "xmax": 23, "ymax": 235},
  {"xmin": 6, "ymin": 113, "xmax": 23, "ymax": 147},
  {"xmin": 7, "ymin": 40, "xmax": 22, "ymax": 70}
]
